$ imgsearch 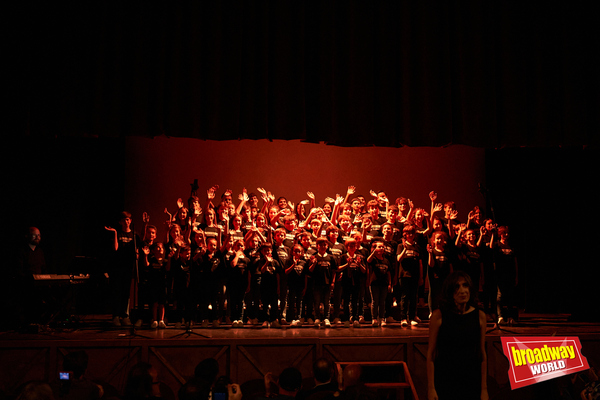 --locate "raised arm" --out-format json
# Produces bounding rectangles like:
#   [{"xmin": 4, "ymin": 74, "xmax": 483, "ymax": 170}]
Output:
[
  {"xmin": 104, "ymin": 226, "xmax": 118, "ymax": 251},
  {"xmin": 306, "ymin": 191, "xmax": 316, "ymax": 211},
  {"xmin": 142, "ymin": 212, "xmax": 150, "ymax": 242},
  {"xmin": 204, "ymin": 185, "xmax": 218, "ymax": 224},
  {"xmin": 343, "ymin": 185, "xmax": 356, "ymax": 205},
  {"xmin": 235, "ymin": 188, "xmax": 249, "ymax": 215},
  {"xmin": 330, "ymin": 194, "xmax": 344, "ymax": 226},
  {"xmin": 455, "ymin": 224, "xmax": 466, "ymax": 247}
]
